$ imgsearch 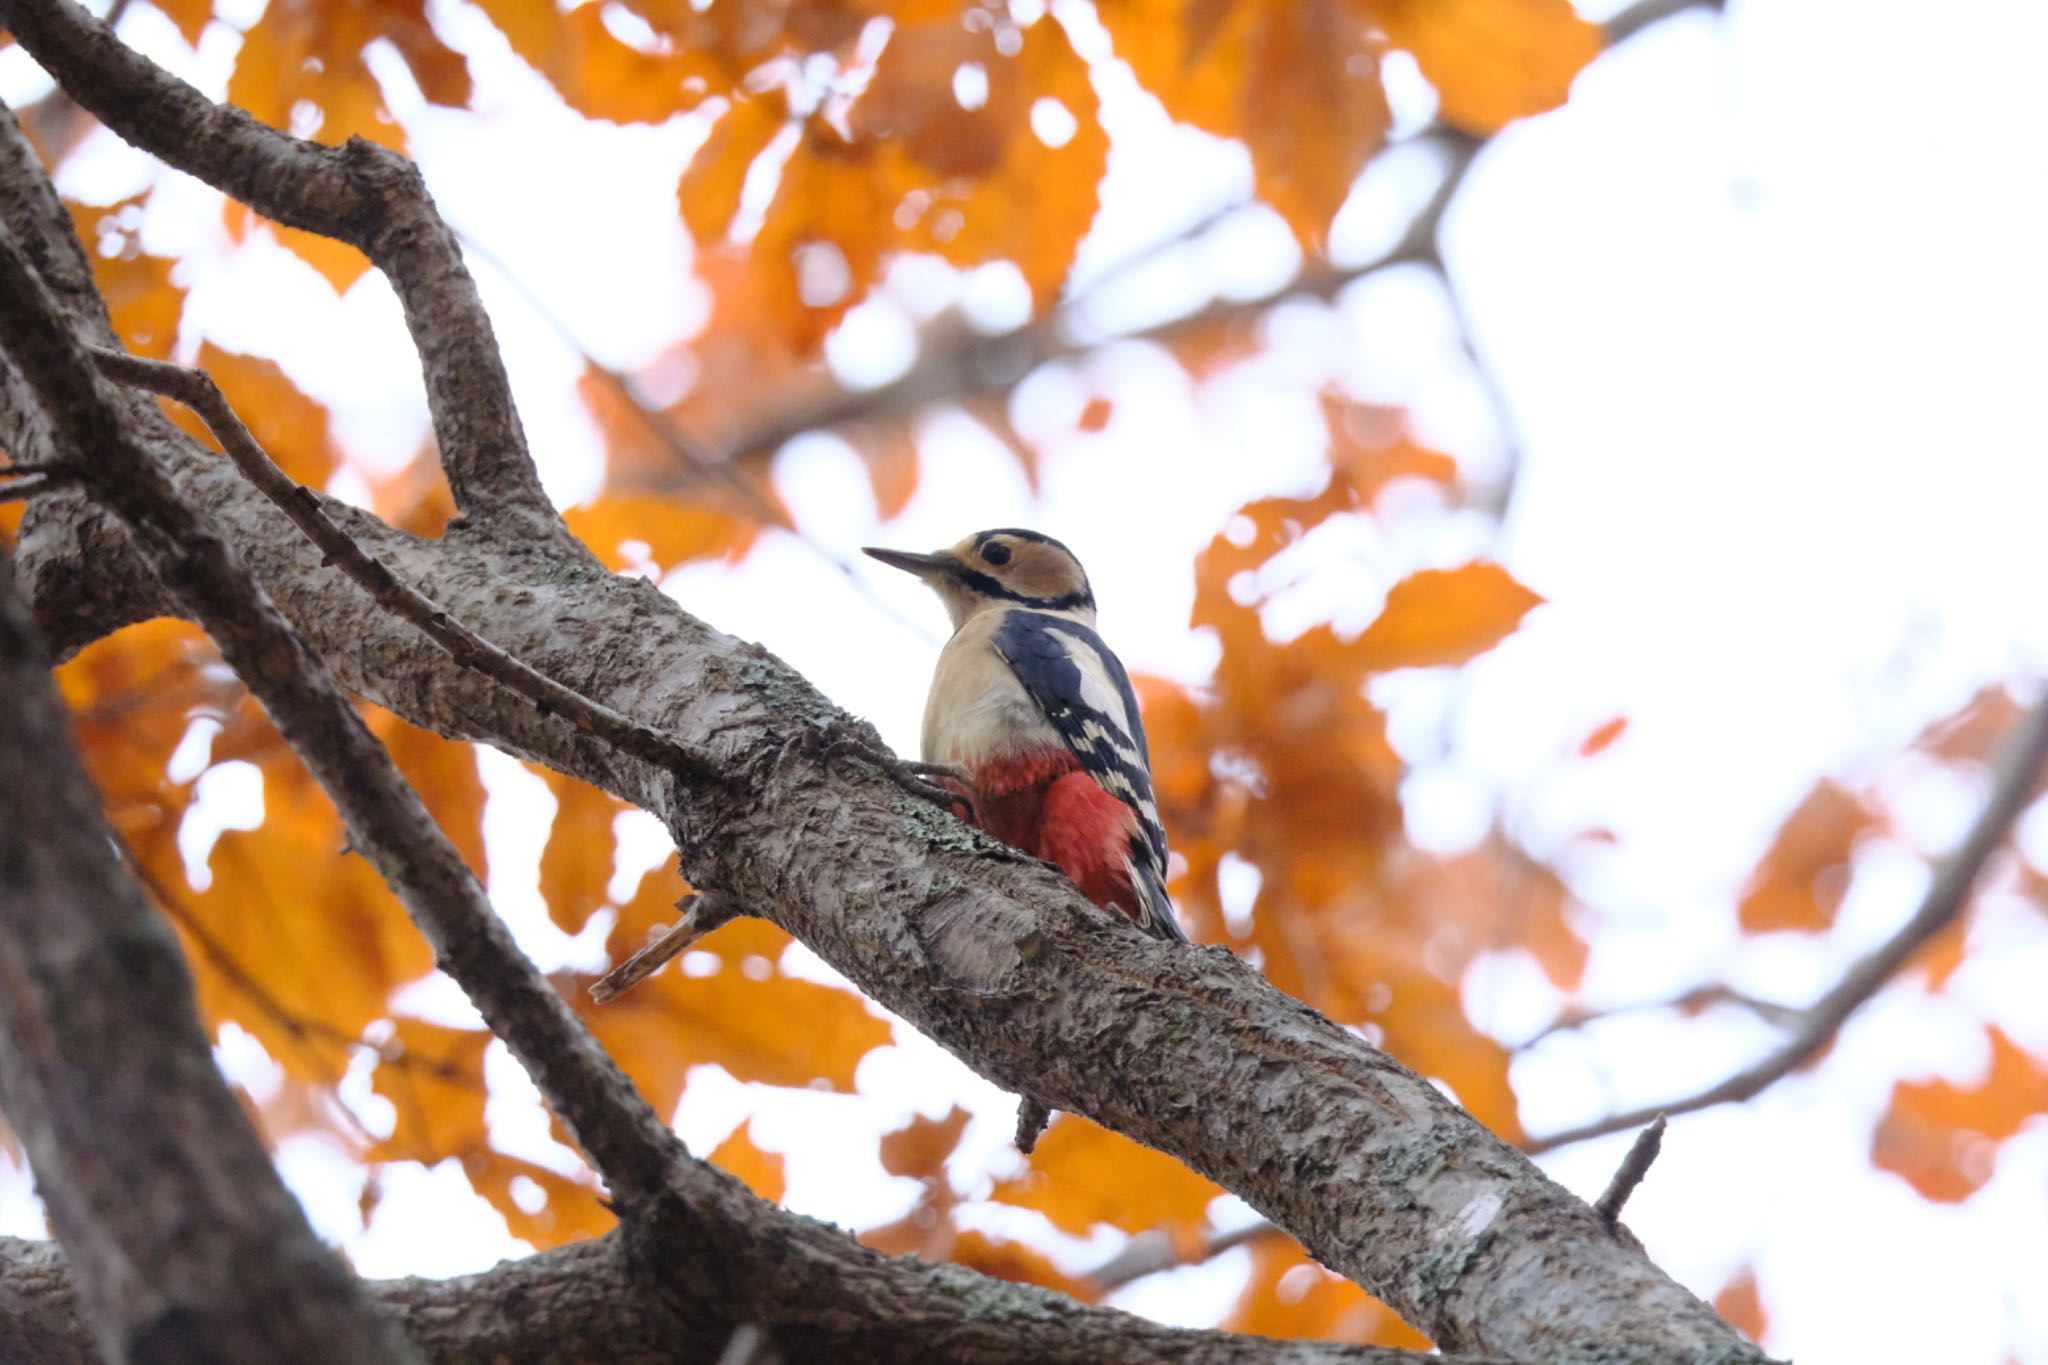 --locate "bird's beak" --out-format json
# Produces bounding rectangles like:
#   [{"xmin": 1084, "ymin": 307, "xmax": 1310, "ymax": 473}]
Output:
[{"xmin": 862, "ymin": 546, "xmax": 951, "ymax": 579}]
